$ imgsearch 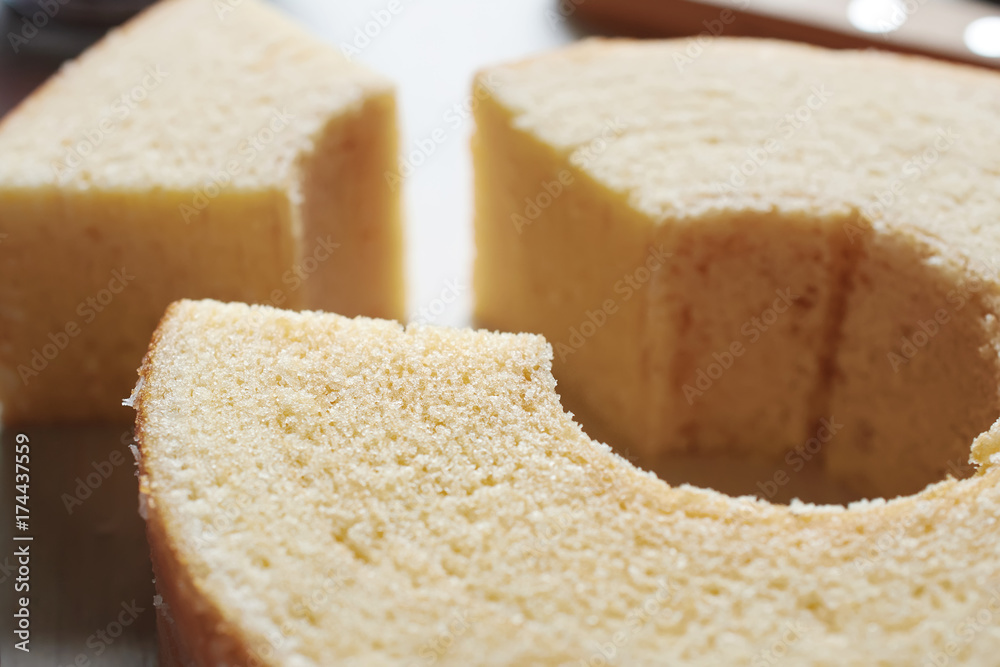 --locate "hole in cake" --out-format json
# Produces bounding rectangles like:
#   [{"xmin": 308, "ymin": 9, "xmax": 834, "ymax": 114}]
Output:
[{"xmin": 559, "ymin": 215, "xmax": 1000, "ymax": 505}]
